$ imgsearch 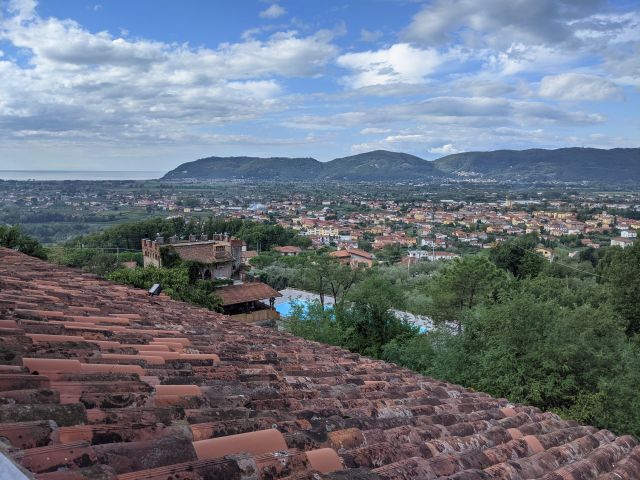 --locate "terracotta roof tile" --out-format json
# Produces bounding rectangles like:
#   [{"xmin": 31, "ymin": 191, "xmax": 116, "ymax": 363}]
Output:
[
  {"xmin": 216, "ymin": 281, "xmax": 282, "ymax": 306},
  {"xmin": 0, "ymin": 246, "xmax": 639, "ymax": 479}
]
